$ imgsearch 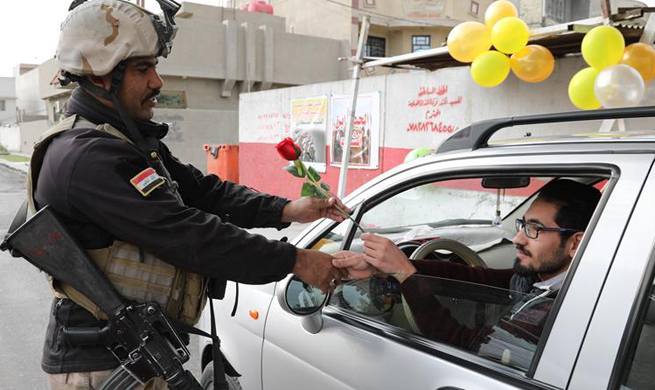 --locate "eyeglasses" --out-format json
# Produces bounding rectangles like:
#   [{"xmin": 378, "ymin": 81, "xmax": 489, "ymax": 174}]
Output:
[{"xmin": 515, "ymin": 218, "xmax": 582, "ymax": 239}]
